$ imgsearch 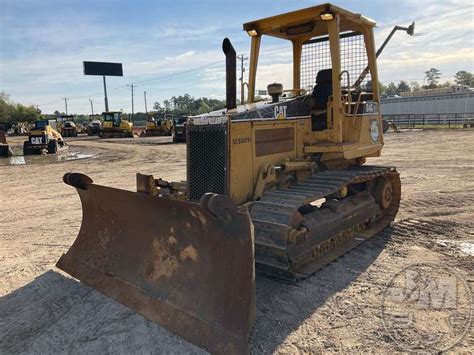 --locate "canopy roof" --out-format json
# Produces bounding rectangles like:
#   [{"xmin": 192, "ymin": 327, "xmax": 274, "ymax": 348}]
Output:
[{"xmin": 243, "ymin": 3, "xmax": 376, "ymax": 41}]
